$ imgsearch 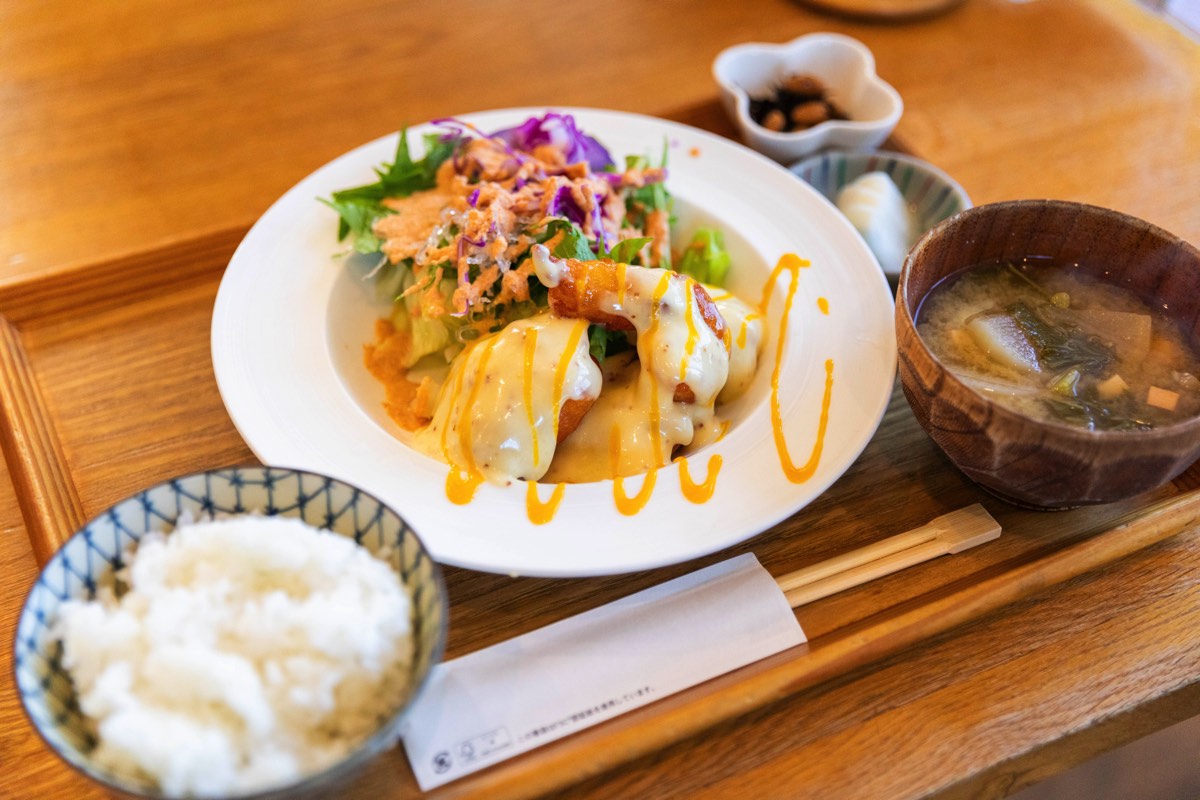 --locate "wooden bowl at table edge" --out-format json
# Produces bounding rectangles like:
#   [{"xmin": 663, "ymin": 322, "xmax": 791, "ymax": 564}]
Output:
[{"xmin": 896, "ymin": 199, "xmax": 1200, "ymax": 510}]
